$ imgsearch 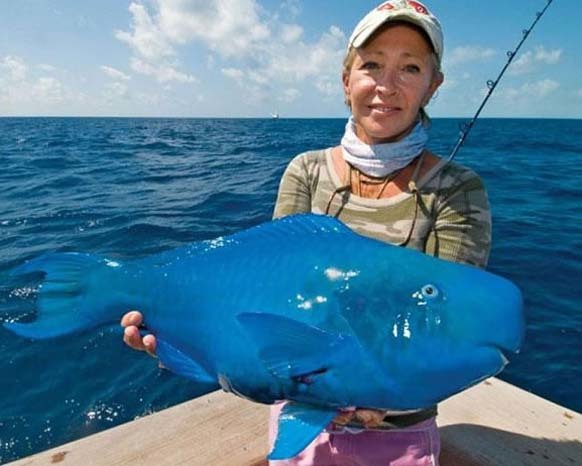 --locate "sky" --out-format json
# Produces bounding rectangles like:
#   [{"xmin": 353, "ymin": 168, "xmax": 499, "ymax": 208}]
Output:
[{"xmin": 0, "ymin": 0, "xmax": 580, "ymax": 118}]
